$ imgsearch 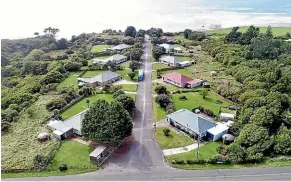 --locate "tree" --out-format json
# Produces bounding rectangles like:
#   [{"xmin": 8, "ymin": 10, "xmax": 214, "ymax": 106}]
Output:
[
  {"xmin": 113, "ymin": 90, "xmax": 125, "ymax": 99},
  {"xmin": 200, "ymin": 90, "xmax": 208, "ymax": 99},
  {"xmin": 128, "ymin": 72, "xmax": 136, "ymax": 80},
  {"xmin": 81, "ymin": 100, "xmax": 133, "ymax": 145},
  {"xmin": 25, "ymin": 49, "xmax": 44, "ymax": 61},
  {"xmin": 136, "ymin": 29, "xmax": 146, "ymax": 38},
  {"xmin": 124, "ymin": 26, "xmax": 137, "ymax": 37},
  {"xmin": 250, "ymin": 106, "xmax": 274, "ymax": 126},
  {"xmin": 44, "ymin": 27, "xmax": 60, "ymax": 38},
  {"xmin": 189, "ymin": 31, "xmax": 206, "ymax": 41},
  {"xmin": 64, "ymin": 61, "xmax": 82, "ymax": 71},
  {"xmin": 265, "ymin": 26, "xmax": 273, "ymax": 38},
  {"xmin": 225, "ymin": 27, "xmax": 242, "ymax": 43},
  {"xmin": 86, "ymin": 98, "xmax": 90, "ymax": 108},
  {"xmin": 115, "ymin": 94, "xmax": 136, "ymax": 113},
  {"xmin": 81, "ymin": 60, "xmax": 88, "ymax": 66},
  {"xmin": 53, "ymin": 109, "xmax": 60, "ymax": 119},
  {"xmin": 155, "ymin": 94, "xmax": 171, "ymax": 108},
  {"xmin": 239, "ymin": 25, "xmax": 260, "ymax": 45},
  {"xmin": 57, "ymin": 38, "xmax": 68, "ymax": 49},
  {"xmin": 154, "ymin": 85, "xmax": 167, "ymax": 94},
  {"xmin": 183, "ymin": 29, "xmax": 192, "ymax": 39},
  {"xmin": 1, "ymin": 55, "xmax": 9, "ymax": 66},
  {"xmin": 163, "ymin": 128, "xmax": 170, "ymax": 136},
  {"xmin": 129, "ymin": 61, "xmax": 141, "ymax": 72},
  {"xmin": 227, "ymin": 143, "xmax": 246, "ymax": 164},
  {"xmin": 128, "ymin": 48, "xmax": 143, "ymax": 61},
  {"xmin": 274, "ymin": 126, "xmax": 291, "ymax": 155},
  {"xmin": 34, "ymin": 32, "xmax": 39, "ymax": 36},
  {"xmin": 152, "ymin": 46, "xmax": 165, "ymax": 60}
]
